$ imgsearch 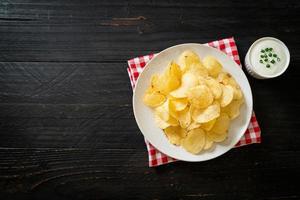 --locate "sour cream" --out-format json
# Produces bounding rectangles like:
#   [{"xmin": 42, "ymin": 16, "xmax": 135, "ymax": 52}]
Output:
[{"xmin": 245, "ymin": 37, "xmax": 290, "ymax": 79}]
